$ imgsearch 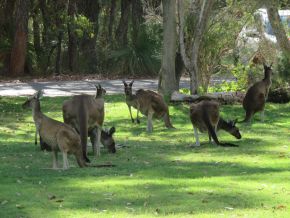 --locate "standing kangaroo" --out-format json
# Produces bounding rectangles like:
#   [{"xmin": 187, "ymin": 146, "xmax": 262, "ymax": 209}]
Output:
[
  {"xmin": 122, "ymin": 80, "xmax": 174, "ymax": 132},
  {"xmin": 62, "ymin": 84, "xmax": 116, "ymax": 163},
  {"xmin": 242, "ymin": 63, "xmax": 273, "ymax": 123},
  {"xmin": 189, "ymin": 100, "xmax": 239, "ymax": 147},
  {"xmin": 22, "ymin": 91, "xmax": 86, "ymax": 169}
]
